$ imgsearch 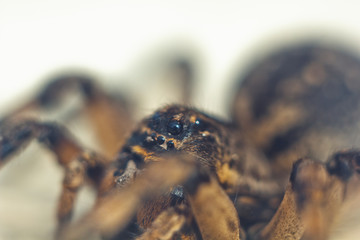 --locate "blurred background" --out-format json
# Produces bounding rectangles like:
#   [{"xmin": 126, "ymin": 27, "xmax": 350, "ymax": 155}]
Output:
[{"xmin": 1, "ymin": 0, "xmax": 360, "ymax": 239}]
